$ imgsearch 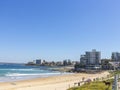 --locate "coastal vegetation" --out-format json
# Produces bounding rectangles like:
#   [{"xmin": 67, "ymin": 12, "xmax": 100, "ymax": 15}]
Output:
[
  {"xmin": 68, "ymin": 79, "xmax": 113, "ymax": 90},
  {"xmin": 68, "ymin": 70, "xmax": 120, "ymax": 90},
  {"xmin": 109, "ymin": 70, "xmax": 120, "ymax": 76}
]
